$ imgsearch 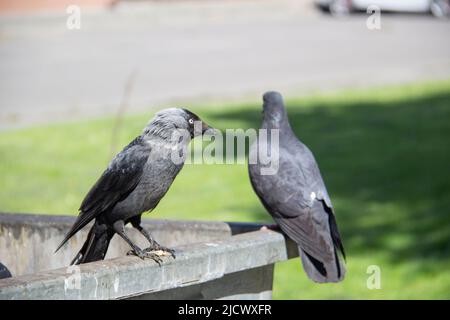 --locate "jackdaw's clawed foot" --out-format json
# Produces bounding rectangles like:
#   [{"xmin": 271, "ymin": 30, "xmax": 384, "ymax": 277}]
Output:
[
  {"xmin": 144, "ymin": 245, "xmax": 176, "ymax": 259},
  {"xmin": 126, "ymin": 249, "xmax": 163, "ymax": 265}
]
